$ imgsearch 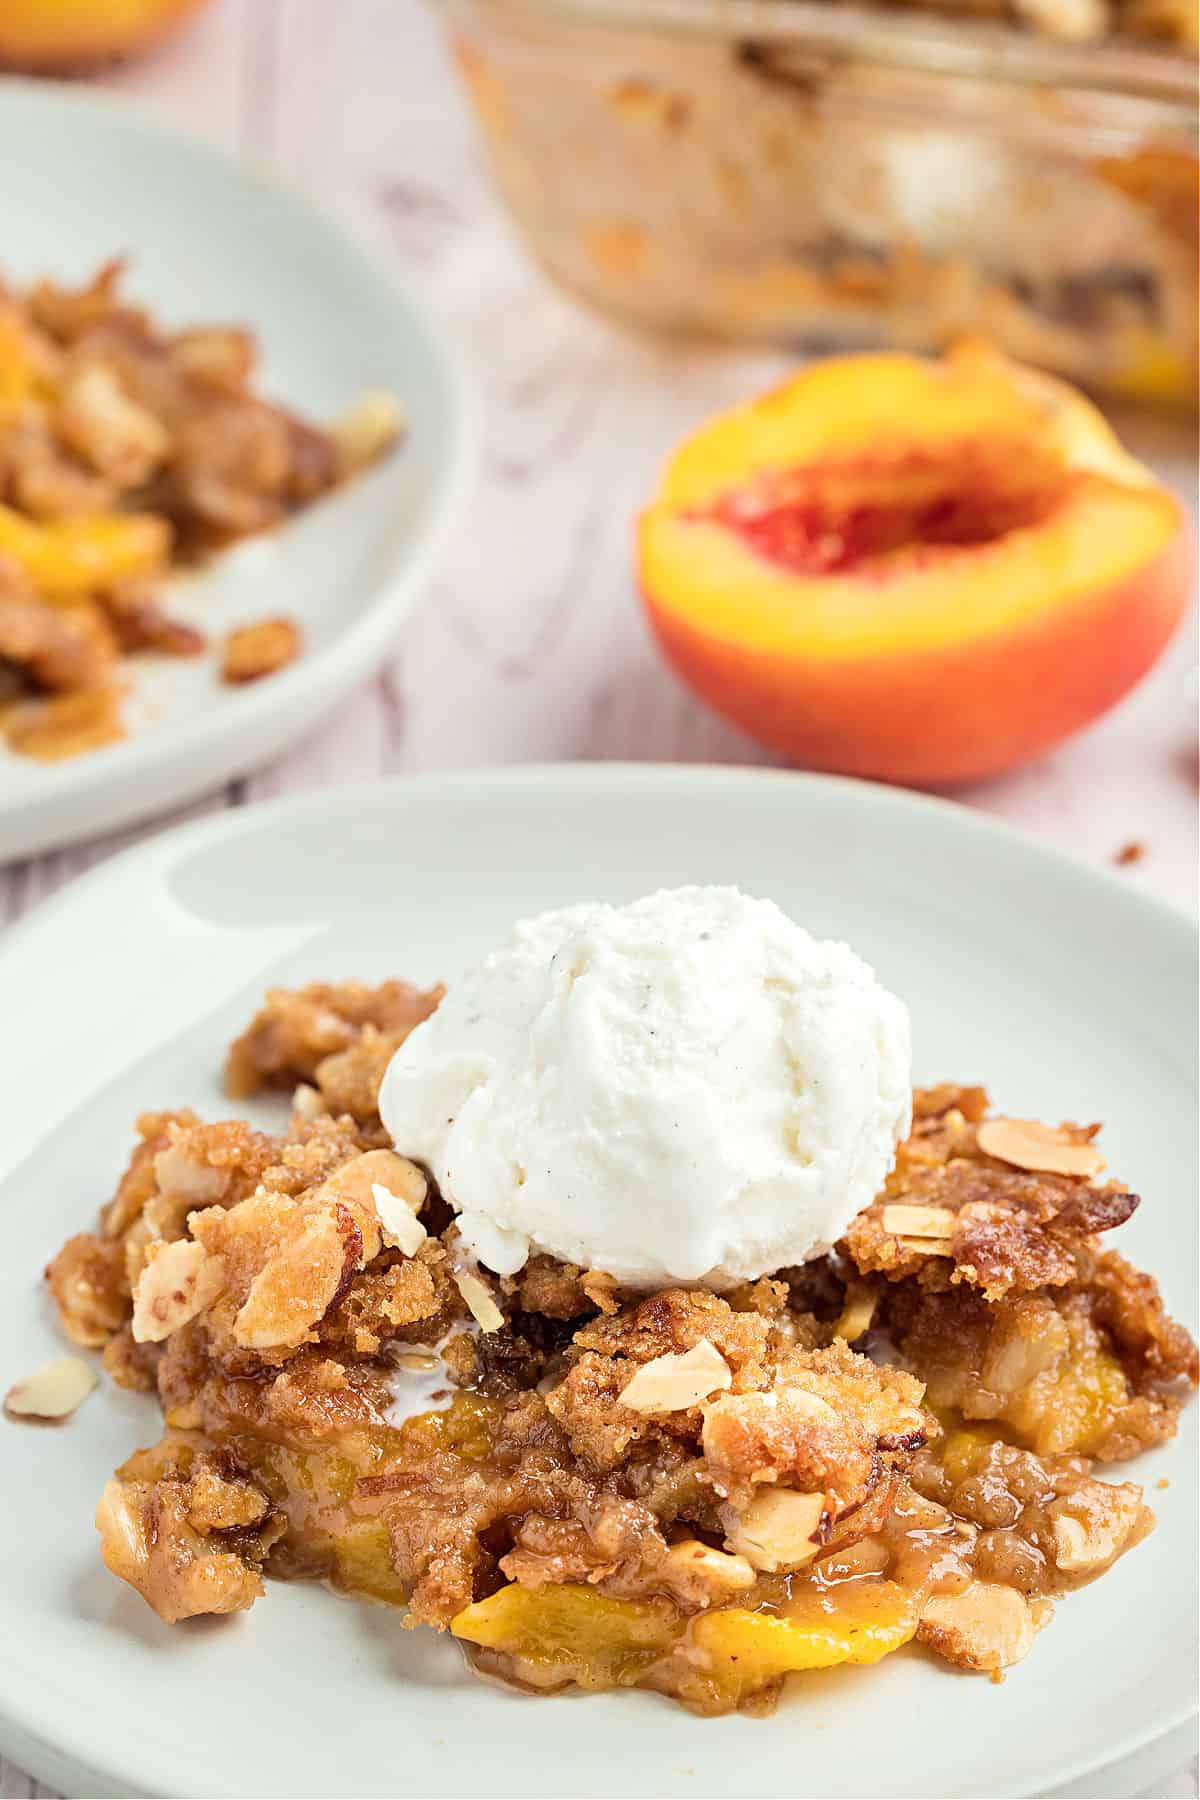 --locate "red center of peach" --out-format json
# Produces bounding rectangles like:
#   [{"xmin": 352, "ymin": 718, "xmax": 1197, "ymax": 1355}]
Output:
[{"xmin": 702, "ymin": 445, "xmax": 1066, "ymax": 579}]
